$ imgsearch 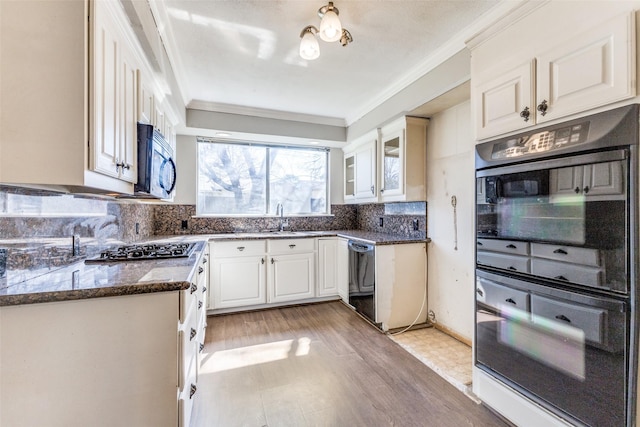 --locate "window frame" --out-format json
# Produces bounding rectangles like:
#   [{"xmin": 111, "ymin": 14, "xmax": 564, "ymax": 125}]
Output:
[{"xmin": 196, "ymin": 138, "xmax": 331, "ymax": 217}]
